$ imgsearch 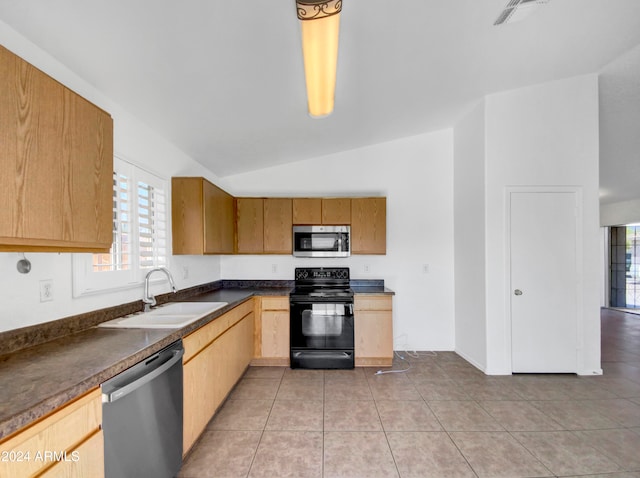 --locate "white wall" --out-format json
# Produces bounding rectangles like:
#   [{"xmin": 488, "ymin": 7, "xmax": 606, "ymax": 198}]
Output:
[
  {"xmin": 600, "ymin": 198, "xmax": 640, "ymax": 226},
  {"xmin": 222, "ymin": 131, "xmax": 455, "ymax": 351},
  {"xmin": 453, "ymin": 100, "xmax": 488, "ymax": 371},
  {"xmin": 0, "ymin": 22, "xmax": 222, "ymax": 332},
  {"xmin": 484, "ymin": 74, "xmax": 601, "ymax": 375}
]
